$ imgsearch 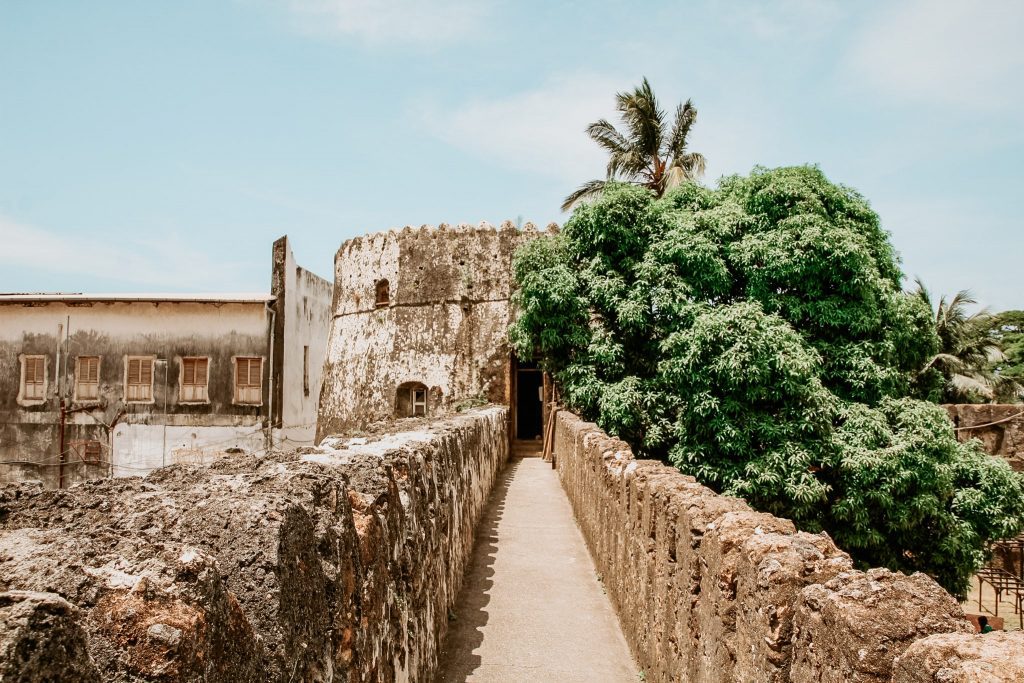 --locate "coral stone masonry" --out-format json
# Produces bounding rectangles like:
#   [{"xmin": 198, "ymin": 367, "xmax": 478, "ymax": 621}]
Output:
[
  {"xmin": 551, "ymin": 410, "xmax": 1021, "ymax": 683},
  {"xmin": 317, "ymin": 222, "xmax": 553, "ymax": 438},
  {"xmin": 0, "ymin": 407, "xmax": 508, "ymax": 682}
]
